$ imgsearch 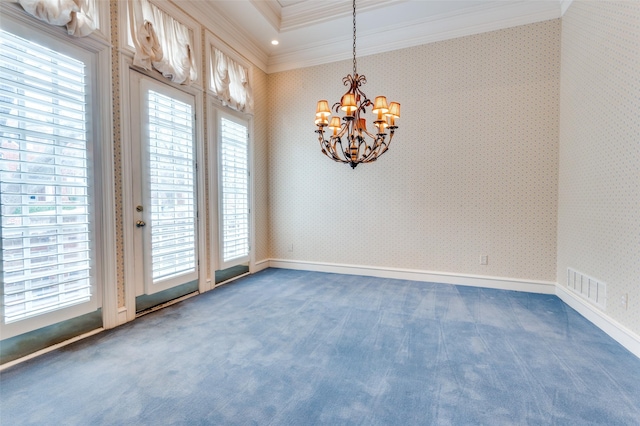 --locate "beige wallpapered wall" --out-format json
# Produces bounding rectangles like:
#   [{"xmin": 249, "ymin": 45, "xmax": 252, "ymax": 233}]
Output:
[
  {"xmin": 109, "ymin": 1, "xmax": 125, "ymax": 307},
  {"xmin": 252, "ymin": 69, "xmax": 270, "ymax": 263},
  {"xmin": 558, "ymin": 1, "xmax": 640, "ymax": 335},
  {"xmin": 267, "ymin": 20, "xmax": 561, "ymax": 284}
]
